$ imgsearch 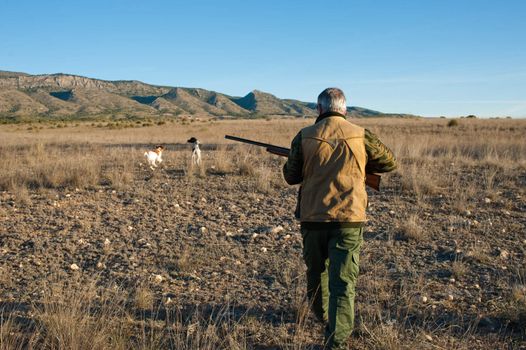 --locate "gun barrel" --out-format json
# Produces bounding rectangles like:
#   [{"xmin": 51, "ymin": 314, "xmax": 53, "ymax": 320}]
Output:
[
  {"xmin": 225, "ymin": 135, "xmax": 289, "ymax": 154},
  {"xmin": 225, "ymin": 135, "xmax": 273, "ymax": 148}
]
